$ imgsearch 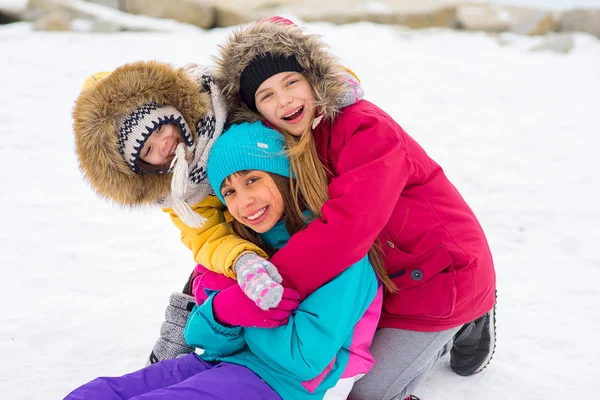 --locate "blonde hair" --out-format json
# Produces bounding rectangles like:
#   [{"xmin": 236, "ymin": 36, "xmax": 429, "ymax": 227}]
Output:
[
  {"xmin": 284, "ymin": 124, "xmax": 329, "ymax": 218},
  {"xmin": 279, "ymin": 121, "xmax": 397, "ymax": 293}
]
